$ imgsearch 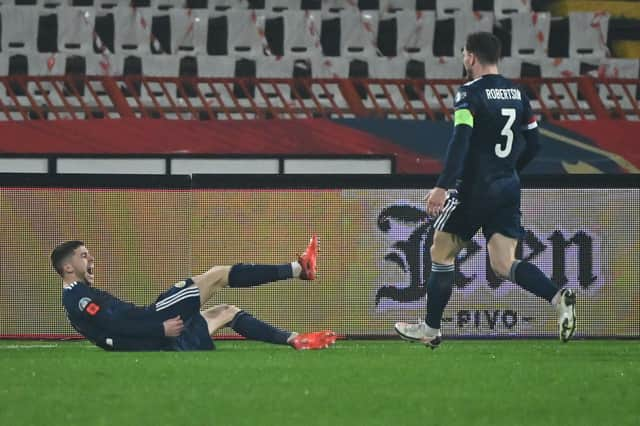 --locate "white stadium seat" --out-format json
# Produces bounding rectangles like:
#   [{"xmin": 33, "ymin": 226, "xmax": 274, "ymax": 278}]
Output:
[
  {"xmin": 494, "ymin": 0, "xmax": 531, "ymax": 20},
  {"xmin": 114, "ymin": 5, "xmax": 153, "ymax": 54},
  {"xmin": 424, "ymin": 56, "xmax": 464, "ymax": 108},
  {"xmin": 594, "ymin": 58, "xmax": 640, "ymax": 111},
  {"xmin": 169, "ymin": 8, "xmax": 209, "ymax": 55},
  {"xmin": 510, "ymin": 12, "xmax": 550, "ymax": 58},
  {"xmin": 211, "ymin": 0, "xmax": 250, "ymax": 11},
  {"xmin": 59, "ymin": 6, "xmax": 97, "ymax": 54},
  {"xmin": 395, "ymin": 10, "xmax": 436, "ymax": 57},
  {"xmin": 340, "ymin": 9, "xmax": 379, "ymax": 57},
  {"xmin": 283, "ymin": 11, "xmax": 322, "ymax": 56},
  {"xmin": 436, "ymin": 0, "xmax": 472, "ymax": 18},
  {"xmin": 380, "ymin": 0, "xmax": 418, "ymax": 14},
  {"xmin": 227, "ymin": 10, "xmax": 269, "ymax": 55},
  {"xmin": 569, "ymin": 11, "xmax": 610, "ymax": 58},
  {"xmin": 1, "ymin": 6, "xmax": 40, "ymax": 53},
  {"xmin": 538, "ymin": 57, "xmax": 582, "ymax": 110},
  {"xmin": 265, "ymin": 0, "xmax": 299, "ymax": 12}
]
